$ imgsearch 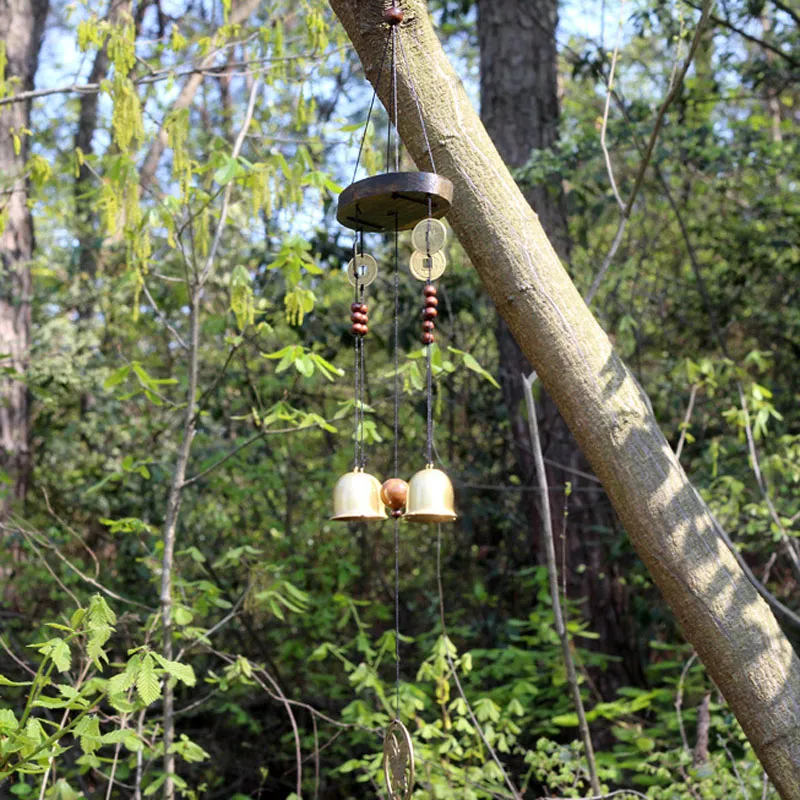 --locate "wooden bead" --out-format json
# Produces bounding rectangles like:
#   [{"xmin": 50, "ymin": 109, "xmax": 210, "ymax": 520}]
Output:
[
  {"xmin": 384, "ymin": 6, "xmax": 404, "ymax": 24},
  {"xmin": 358, "ymin": 303, "xmax": 368, "ymax": 314},
  {"xmin": 423, "ymin": 307, "xmax": 438, "ymax": 320},
  {"xmin": 422, "ymin": 320, "xmax": 435, "ymax": 332},
  {"xmin": 422, "ymin": 332, "xmax": 435, "ymax": 345},
  {"xmin": 424, "ymin": 296, "xmax": 439, "ymax": 308},
  {"xmin": 351, "ymin": 312, "xmax": 368, "ymax": 325},
  {"xmin": 423, "ymin": 285, "xmax": 437, "ymax": 297},
  {"xmin": 351, "ymin": 302, "xmax": 362, "ymax": 312},
  {"xmin": 381, "ymin": 478, "xmax": 409, "ymax": 511},
  {"xmin": 351, "ymin": 323, "xmax": 368, "ymax": 336}
]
